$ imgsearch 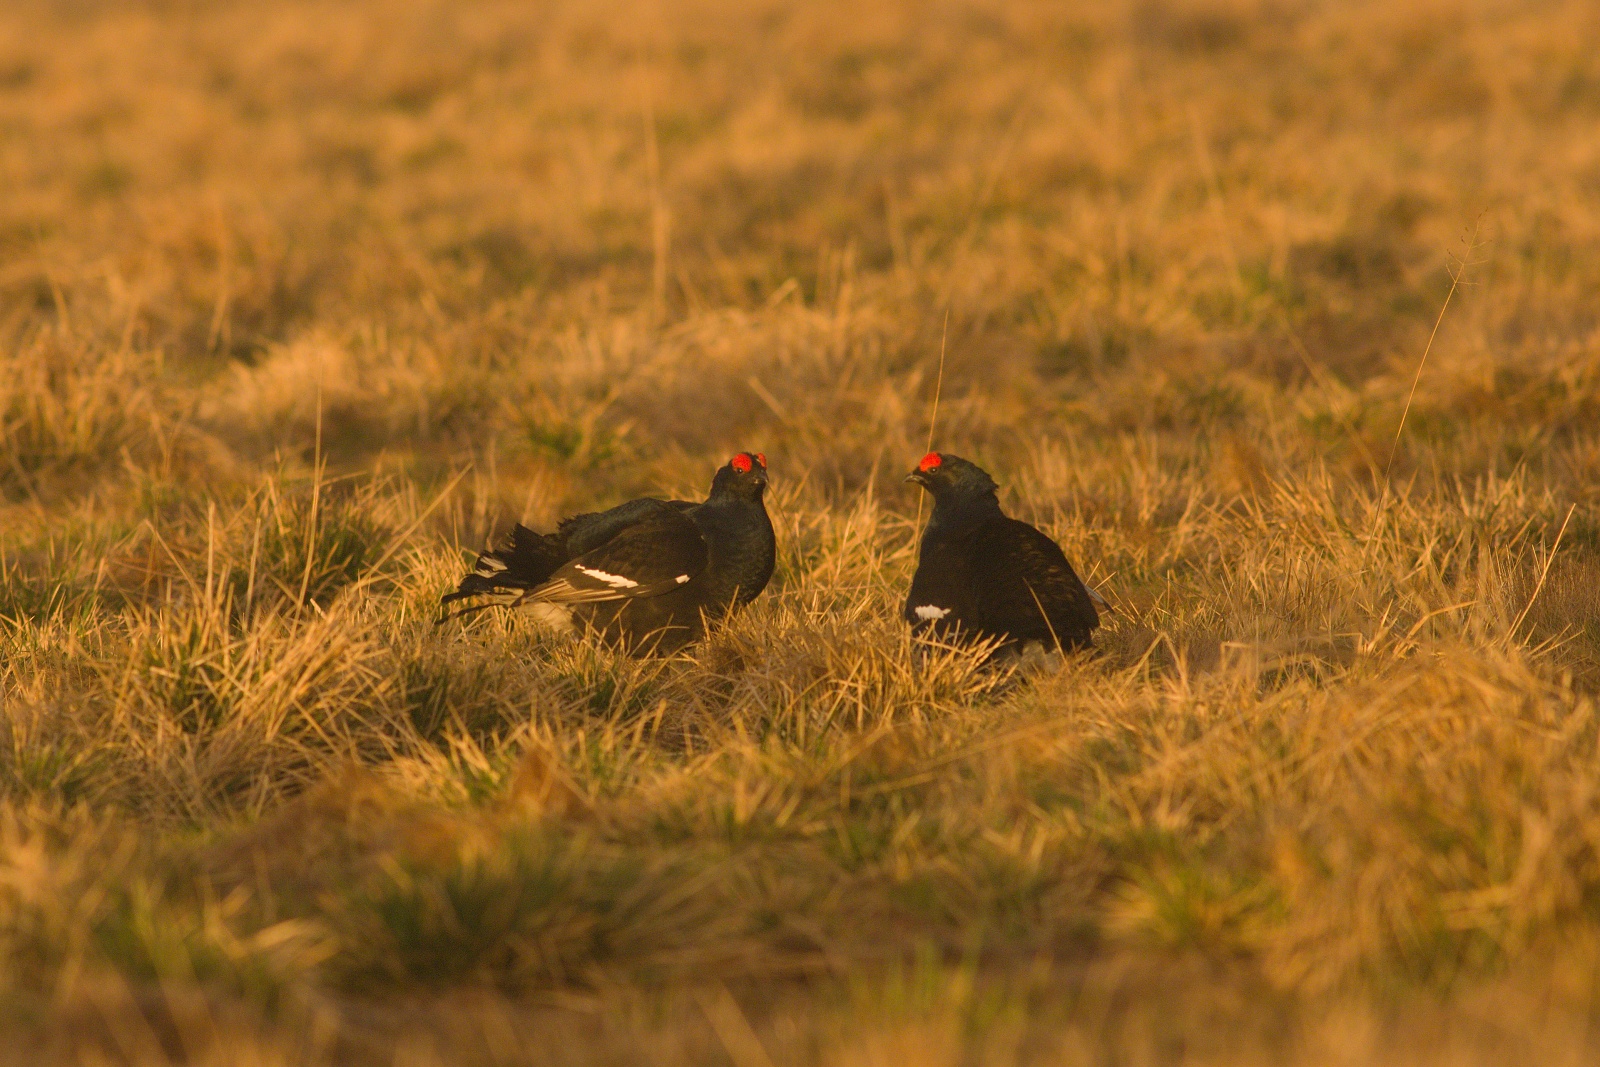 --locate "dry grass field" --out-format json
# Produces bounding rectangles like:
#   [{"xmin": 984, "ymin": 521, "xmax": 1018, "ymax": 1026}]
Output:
[{"xmin": 5, "ymin": 0, "xmax": 1600, "ymax": 1061}]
